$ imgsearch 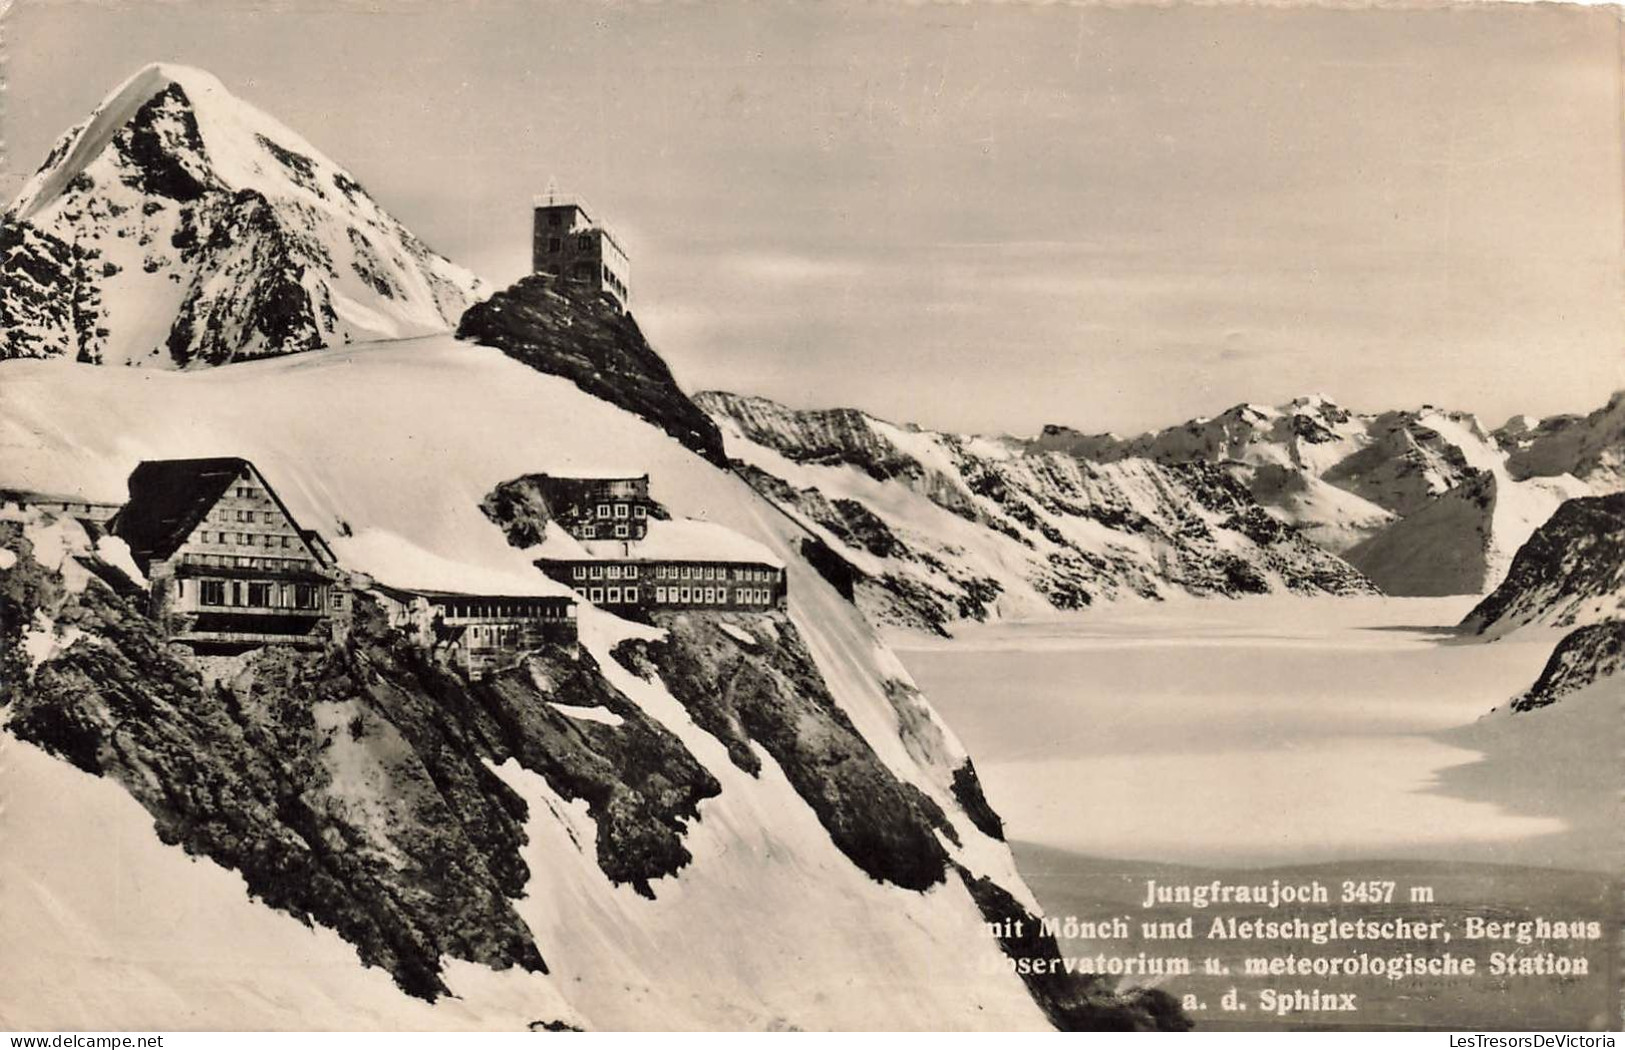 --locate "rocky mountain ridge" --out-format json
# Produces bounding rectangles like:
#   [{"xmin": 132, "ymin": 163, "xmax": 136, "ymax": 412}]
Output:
[
  {"xmin": 2, "ymin": 63, "xmax": 483, "ymax": 367},
  {"xmin": 0, "ymin": 329, "xmax": 1184, "ymax": 1030},
  {"xmin": 1499, "ymin": 390, "xmax": 1625, "ymax": 495},
  {"xmin": 1031, "ymin": 394, "xmax": 1600, "ymax": 596},
  {"xmin": 698, "ymin": 390, "xmax": 1375, "ymax": 636},
  {"xmin": 718, "ymin": 393, "xmax": 1605, "ymax": 630},
  {"xmin": 1462, "ymin": 493, "xmax": 1625, "ymax": 639}
]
